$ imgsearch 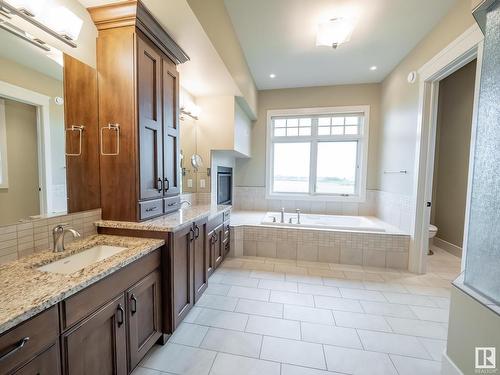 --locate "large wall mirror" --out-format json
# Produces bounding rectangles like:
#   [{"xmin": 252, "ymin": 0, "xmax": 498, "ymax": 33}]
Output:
[{"xmin": 0, "ymin": 25, "xmax": 98, "ymax": 225}]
